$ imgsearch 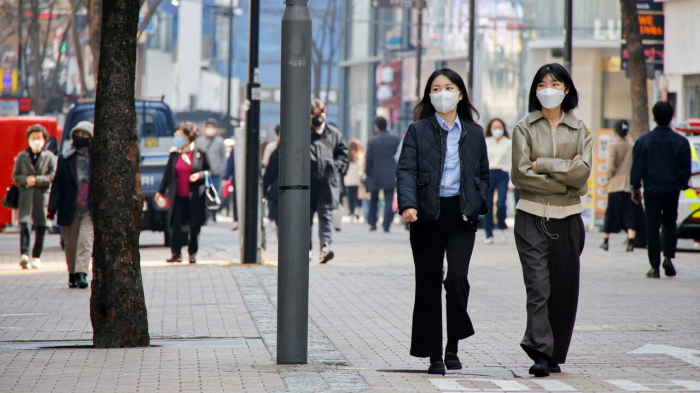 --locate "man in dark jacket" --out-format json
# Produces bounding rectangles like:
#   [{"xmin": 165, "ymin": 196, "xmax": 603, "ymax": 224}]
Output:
[
  {"xmin": 310, "ymin": 99, "xmax": 349, "ymax": 264},
  {"xmin": 366, "ymin": 116, "xmax": 401, "ymax": 232},
  {"xmin": 263, "ymin": 126, "xmax": 280, "ymax": 227},
  {"xmin": 631, "ymin": 101, "xmax": 692, "ymax": 279}
]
